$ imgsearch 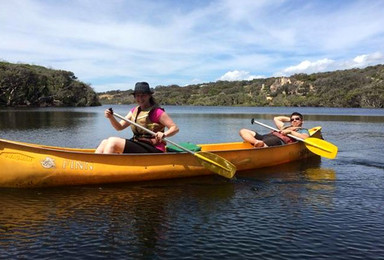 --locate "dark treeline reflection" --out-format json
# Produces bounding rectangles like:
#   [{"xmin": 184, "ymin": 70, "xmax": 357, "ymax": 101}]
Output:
[
  {"xmin": 172, "ymin": 113, "xmax": 384, "ymax": 123},
  {"xmin": 0, "ymin": 111, "xmax": 97, "ymax": 130},
  {"xmin": 0, "ymin": 177, "xmax": 235, "ymax": 258}
]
